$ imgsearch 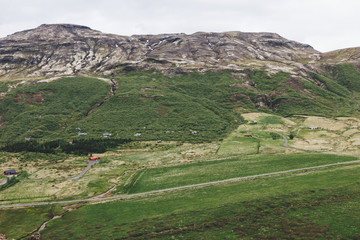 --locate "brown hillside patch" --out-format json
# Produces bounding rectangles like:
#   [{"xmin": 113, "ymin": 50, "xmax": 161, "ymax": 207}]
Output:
[
  {"xmin": 229, "ymin": 81, "xmax": 256, "ymax": 90},
  {"xmin": 139, "ymin": 94, "xmax": 164, "ymax": 99},
  {"xmin": 15, "ymin": 91, "xmax": 47, "ymax": 103},
  {"xmin": 281, "ymin": 78, "xmax": 302, "ymax": 91},
  {"xmin": 157, "ymin": 105, "xmax": 168, "ymax": 116},
  {"xmin": 141, "ymin": 86, "xmax": 158, "ymax": 92},
  {"xmin": 32, "ymin": 92, "xmax": 45, "ymax": 103},
  {"xmin": 281, "ymin": 77, "xmax": 313, "ymax": 97},
  {"xmin": 277, "ymin": 99, "xmax": 301, "ymax": 104},
  {"xmin": 0, "ymin": 115, "xmax": 6, "ymax": 127}
]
